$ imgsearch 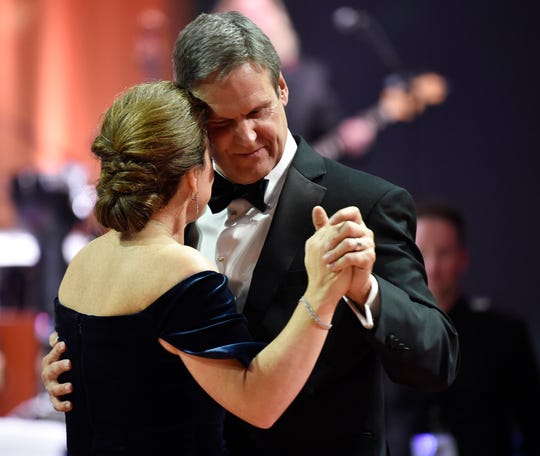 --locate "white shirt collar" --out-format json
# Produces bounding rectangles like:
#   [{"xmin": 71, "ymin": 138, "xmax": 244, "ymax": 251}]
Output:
[{"xmin": 263, "ymin": 130, "xmax": 297, "ymax": 208}]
